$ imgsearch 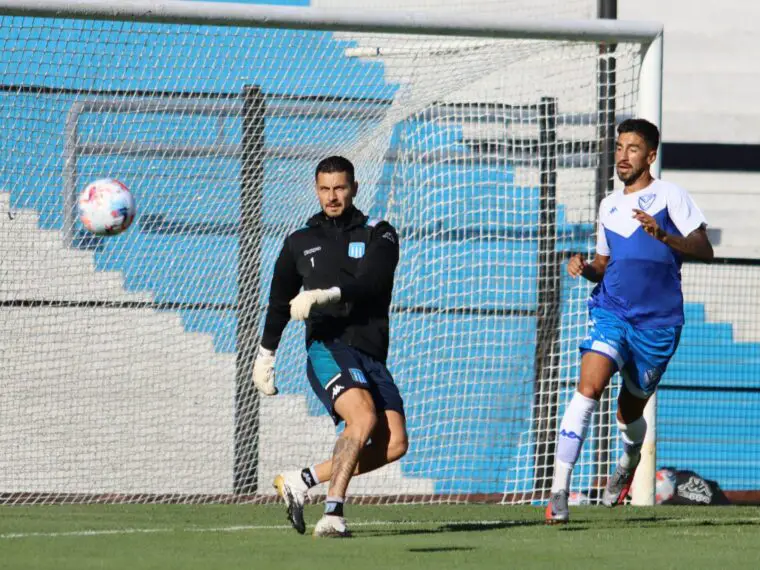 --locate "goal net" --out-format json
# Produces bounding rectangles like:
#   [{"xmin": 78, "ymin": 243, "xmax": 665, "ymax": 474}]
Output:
[{"xmin": 0, "ymin": 1, "xmax": 653, "ymax": 504}]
